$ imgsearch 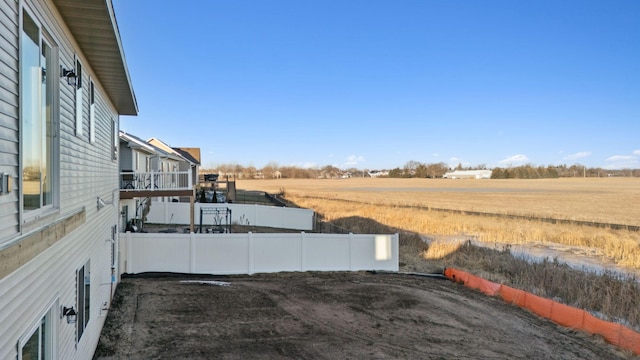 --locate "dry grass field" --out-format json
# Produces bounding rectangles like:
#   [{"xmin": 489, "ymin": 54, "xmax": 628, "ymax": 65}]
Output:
[
  {"xmin": 238, "ymin": 177, "xmax": 640, "ymax": 226},
  {"xmin": 239, "ymin": 178, "xmax": 640, "ymax": 269}
]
